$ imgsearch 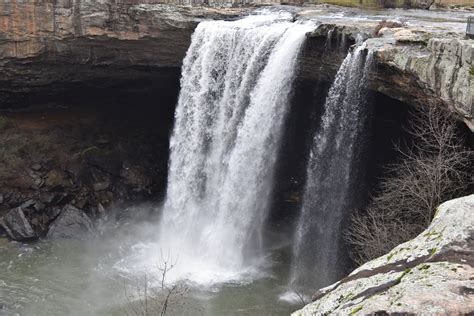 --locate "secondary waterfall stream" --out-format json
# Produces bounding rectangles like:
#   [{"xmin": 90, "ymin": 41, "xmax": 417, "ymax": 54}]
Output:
[
  {"xmin": 291, "ymin": 44, "xmax": 373, "ymax": 289},
  {"xmin": 119, "ymin": 12, "xmax": 314, "ymax": 286}
]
